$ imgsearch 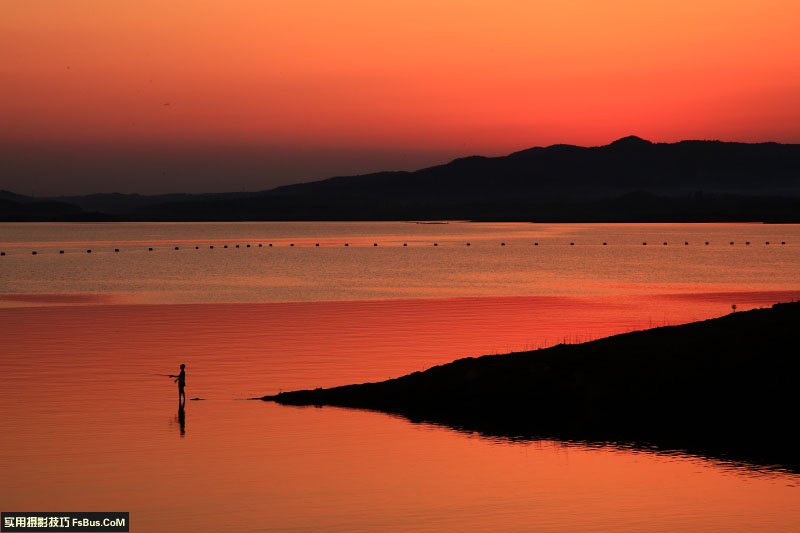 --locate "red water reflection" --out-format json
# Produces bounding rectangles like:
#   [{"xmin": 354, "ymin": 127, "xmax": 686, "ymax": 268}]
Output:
[
  {"xmin": 4, "ymin": 291, "xmax": 799, "ymax": 399},
  {"xmin": 3, "ymin": 293, "xmax": 800, "ymax": 531}
]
